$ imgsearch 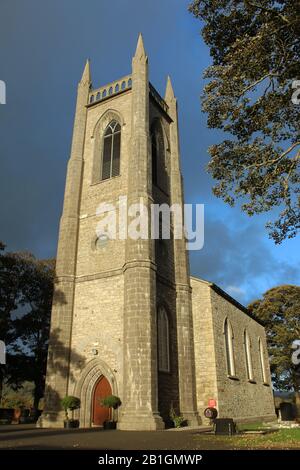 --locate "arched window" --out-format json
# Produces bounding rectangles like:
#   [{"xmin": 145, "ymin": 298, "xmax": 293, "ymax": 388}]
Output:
[
  {"xmin": 151, "ymin": 120, "xmax": 168, "ymax": 192},
  {"xmin": 151, "ymin": 130, "xmax": 158, "ymax": 186},
  {"xmin": 224, "ymin": 318, "xmax": 236, "ymax": 377},
  {"xmin": 101, "ymin": 120, "xmax": 121, "ymax": 180},
  {"xmin": 157, "ymin": 306, "xmax": 170, "ymax": 372},
  {"xmin": 244, "ymin": 330, "xmax": 254, "ymax": 381},
  {"xmin": 258, "ymin": 338, "xmax": 267, "ymax": 383}
]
